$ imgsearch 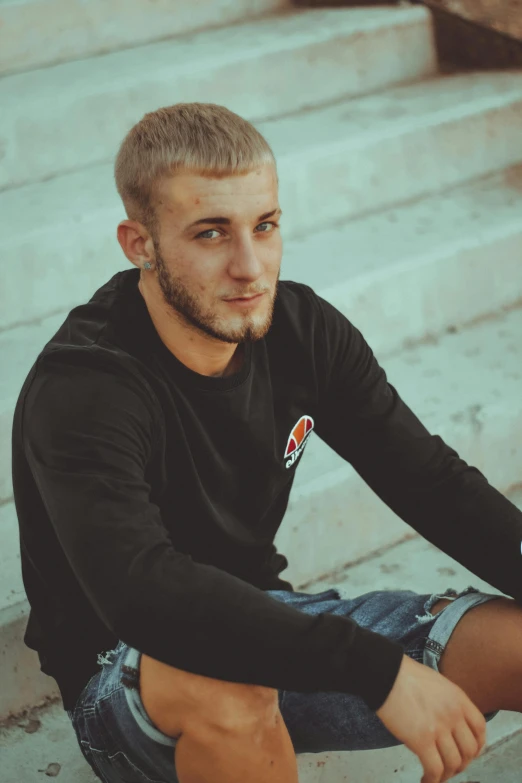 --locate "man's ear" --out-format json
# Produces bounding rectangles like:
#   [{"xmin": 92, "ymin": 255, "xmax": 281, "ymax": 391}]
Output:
[{"xmin": 117, "ymin": 220, "xmax": 153, "ymax": 266}]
